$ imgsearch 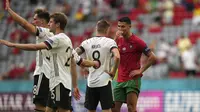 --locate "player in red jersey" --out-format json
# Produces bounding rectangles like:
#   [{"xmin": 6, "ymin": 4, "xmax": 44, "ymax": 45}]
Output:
[{"xmin": 112, "ymin": 17, "xmax": 157, "ymax": 112}]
